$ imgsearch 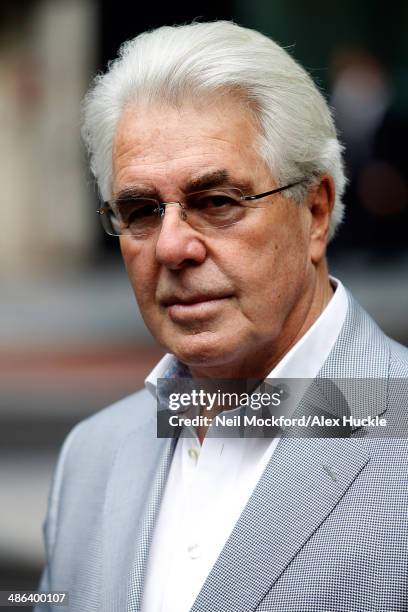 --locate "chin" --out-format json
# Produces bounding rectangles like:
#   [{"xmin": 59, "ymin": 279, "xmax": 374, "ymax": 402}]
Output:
[{"xmin": 162, "ymin": 329, "xmax": 240, "ymax": 371}]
